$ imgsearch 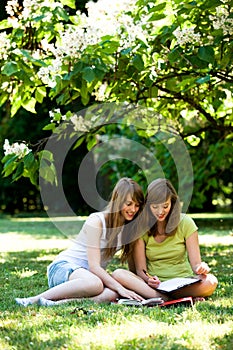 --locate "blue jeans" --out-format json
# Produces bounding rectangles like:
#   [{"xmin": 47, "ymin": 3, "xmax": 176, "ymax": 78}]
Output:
[{"xmin": 47, "ymin": 259, "xmax": 88, "ymax": 288}]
